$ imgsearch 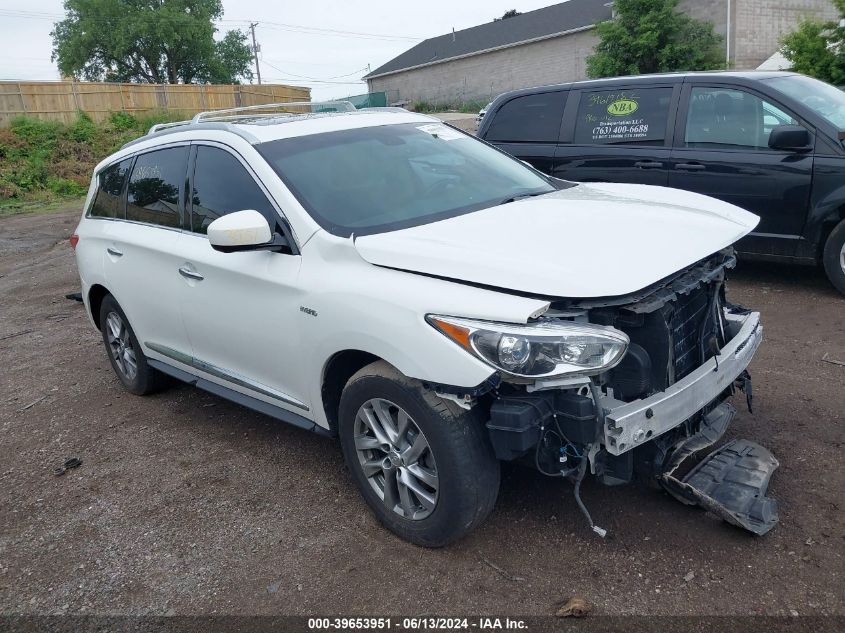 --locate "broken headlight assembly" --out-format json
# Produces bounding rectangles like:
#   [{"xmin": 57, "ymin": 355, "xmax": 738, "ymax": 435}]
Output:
[{"xmin": 426, "ymin": 315, "xmax": 629, "ymax": 379}]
